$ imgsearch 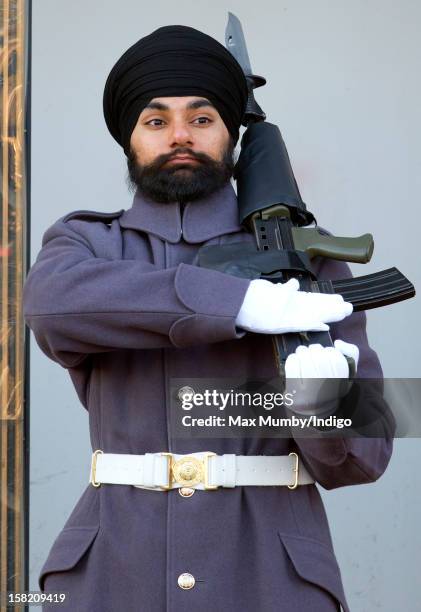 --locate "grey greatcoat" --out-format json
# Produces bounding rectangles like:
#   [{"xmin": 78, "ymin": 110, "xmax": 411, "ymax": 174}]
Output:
[{"xmin": 23, "ymin": 181, "xmax": 393, "ymax": 612}]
